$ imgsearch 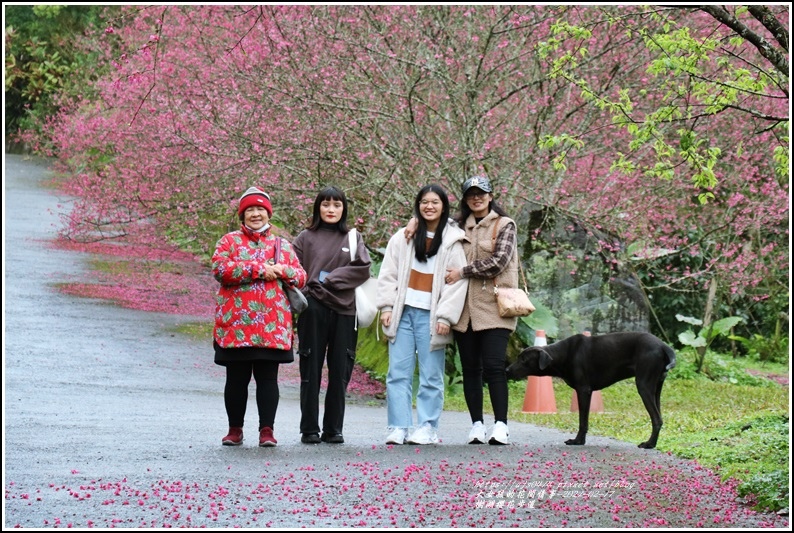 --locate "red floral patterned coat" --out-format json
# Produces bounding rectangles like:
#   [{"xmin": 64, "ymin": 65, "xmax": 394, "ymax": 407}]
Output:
[{"xmin": 212, "ymin": 225, "xmax": 307, "ymax": 350}]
